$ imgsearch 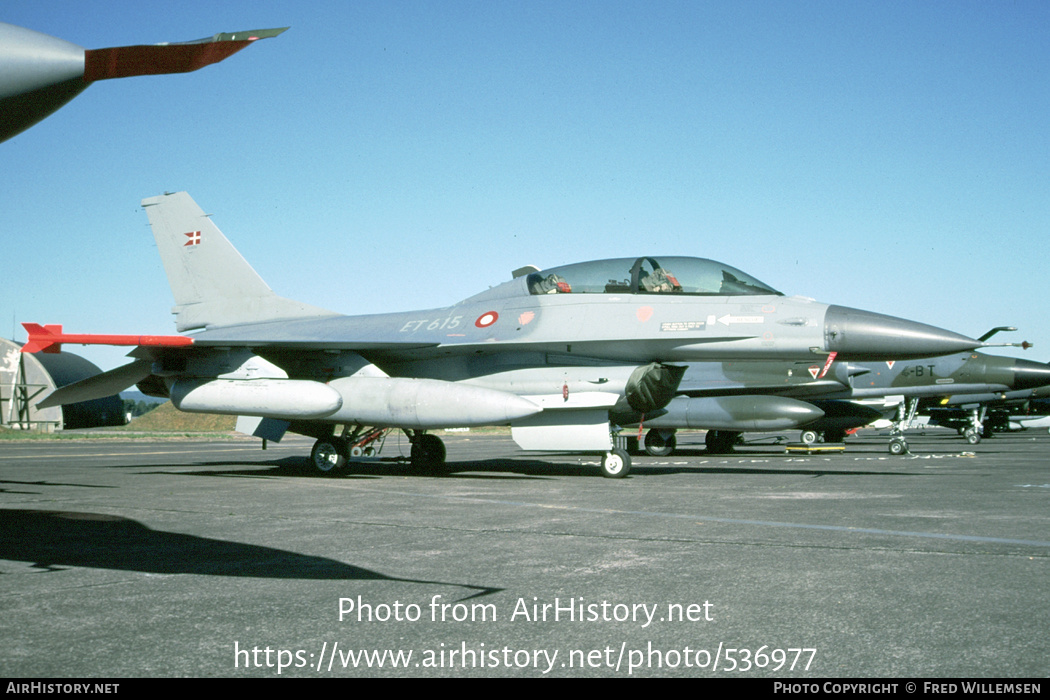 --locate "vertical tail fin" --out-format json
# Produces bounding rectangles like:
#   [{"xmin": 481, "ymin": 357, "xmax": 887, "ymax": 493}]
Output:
[{"xmin": 142, "ymin": 192, "xmax": 334, "ymax": 332}]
